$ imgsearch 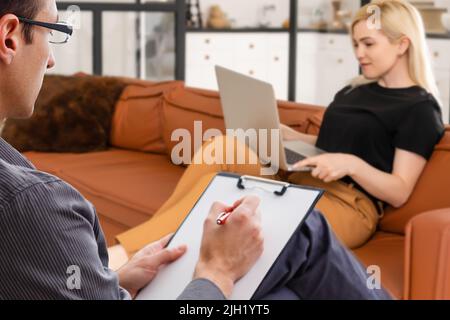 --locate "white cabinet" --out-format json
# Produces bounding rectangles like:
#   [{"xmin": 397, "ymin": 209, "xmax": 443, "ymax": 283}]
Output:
[
  {"xmin": 428, "ymin": 39, "xmax": 450, "ymax": 123},
  {"xmin": 186, "ymin": 33, "xmax": 289, "ymax": 100},
  {"xmin": 296, "ymin": 32, "xmax": 359, "ymax": 107},
  {"xmin": 434, "ymin": 69, "xmax": 450, "ymax": 123}
]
